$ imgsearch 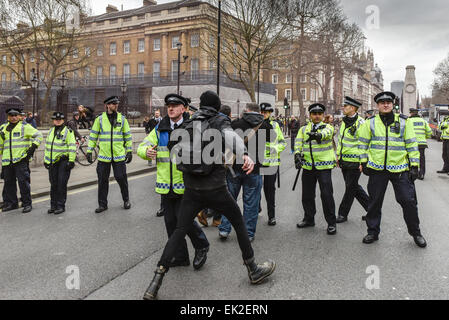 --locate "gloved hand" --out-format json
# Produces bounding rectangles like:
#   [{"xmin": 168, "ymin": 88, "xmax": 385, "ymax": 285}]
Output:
[
  {"xmin": 125, "ymin": 152, "xmax": 133, "ymax": 164},
  {"xmin": 409, "ymin": 166, "xmax": 419, "ymax": 182},
  {"xmin": 294, "ymin": 153, "xmax": 303, "ymax": 170},
  {"xmin": 361, "ymin": 162, "xmax": 370, "ymax": 176},
  {"xmin": 86, "ymin": 152, "xmax": 93, "ymax": 164},
  {"xmin": 44, "ymin": 163, "xmax": 50, "ymax": 170},
  {"xmin": 25, "ymin": 144, "xmax": 37, "ymax": 161},
  {"xmin": 305, "ymin": 132, "xmax": 322, "ymax": 143},
  {"xmin": 66, "ymin": 161, "xmax": 75, "ymax": 171}
]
